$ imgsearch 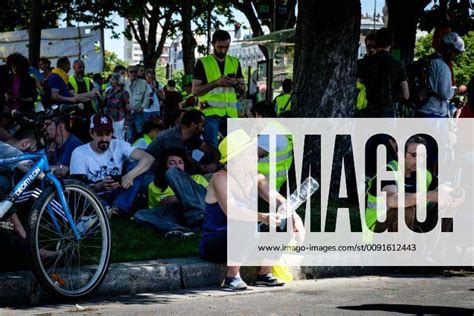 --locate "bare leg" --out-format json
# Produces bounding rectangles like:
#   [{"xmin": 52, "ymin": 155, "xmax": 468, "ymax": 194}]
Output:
[
  {"xmin": 258, "ymin": 266, "xmax": 272, "ymax": 275},
  {"xmin": 227, "ymin": 266, "xmax": 240, "ymax": 278}
]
